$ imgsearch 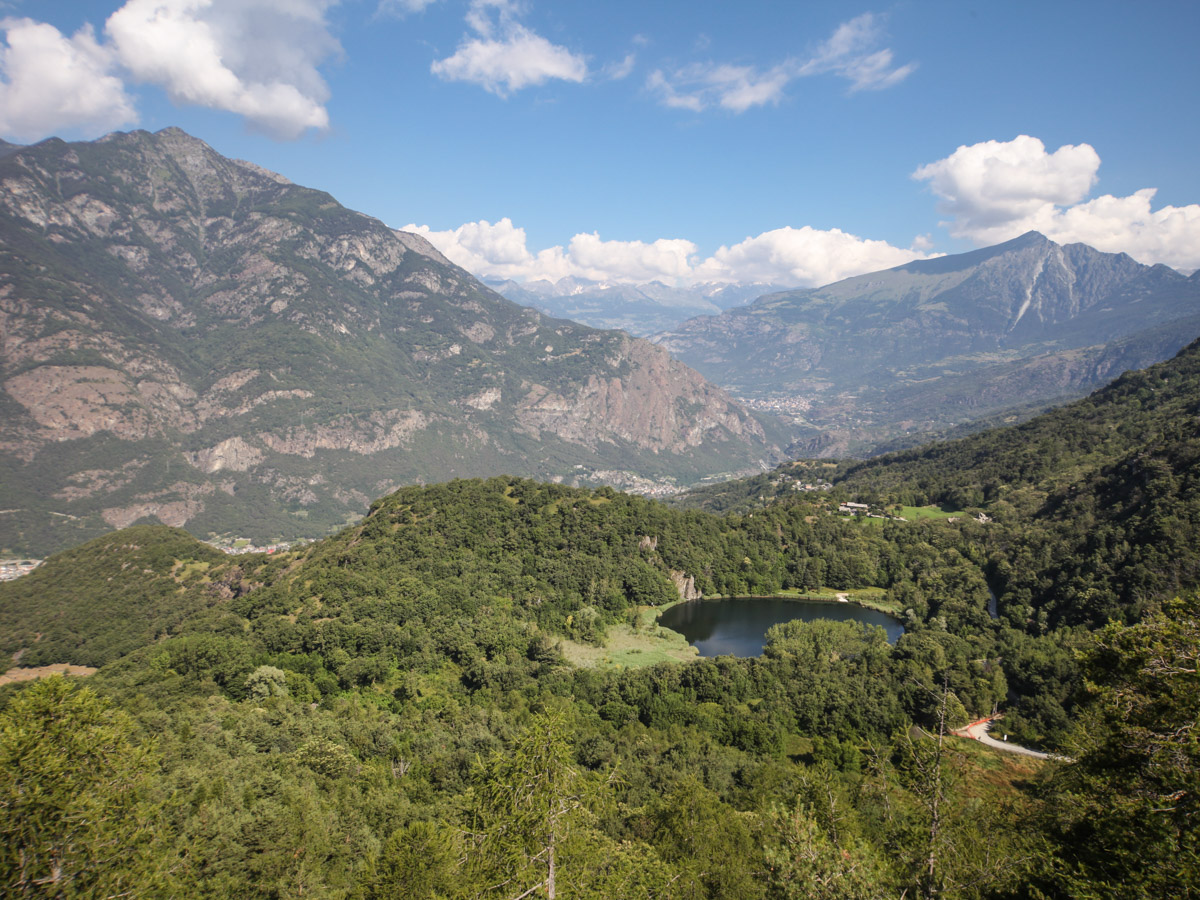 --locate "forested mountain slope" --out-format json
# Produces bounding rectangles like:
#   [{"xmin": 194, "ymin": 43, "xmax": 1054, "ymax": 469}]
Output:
[
  {"xmin": 3, "ymin": 332, "xmax": 1199, "ymax": 898},
  {"xmin": 0, "ymin": 128, "xmax": 777, "ymax": 556},
  {"xmin": 682, "ymin": 337, "xmax": 1200, "ymax": 630}
]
